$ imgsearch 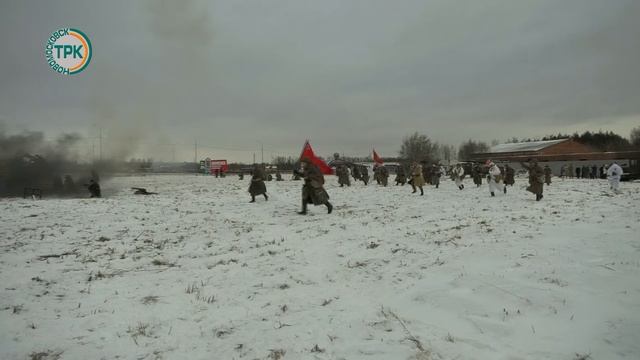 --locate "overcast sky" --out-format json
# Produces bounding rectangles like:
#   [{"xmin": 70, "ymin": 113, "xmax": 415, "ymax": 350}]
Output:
[{"xmin": 1, "ymin": 0, "xmax": 639, "ymax": 162}]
